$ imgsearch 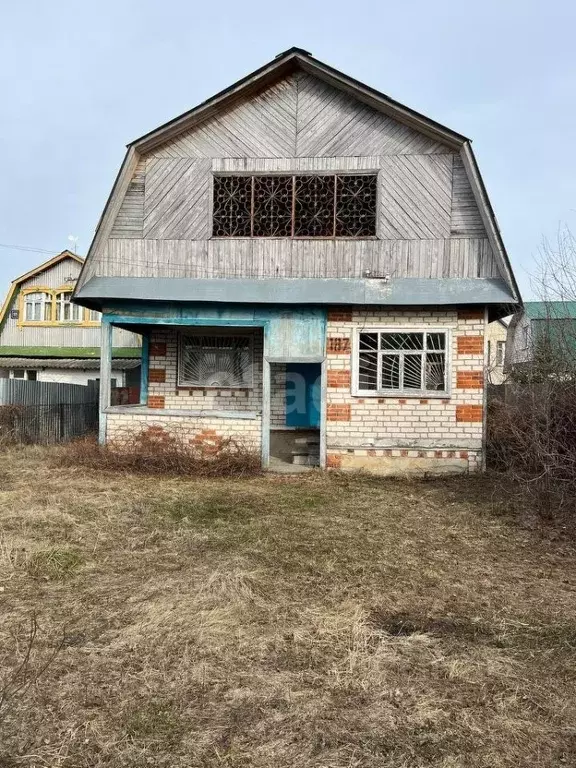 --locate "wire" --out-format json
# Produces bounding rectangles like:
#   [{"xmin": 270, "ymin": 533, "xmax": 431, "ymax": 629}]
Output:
[
  {"xmin": 0, "ymin": 243, "xmax": 62, "ymax": 256},
  {"xmin": 91, "ymin": 254, "xmax": 396, "ymax": 280}
]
